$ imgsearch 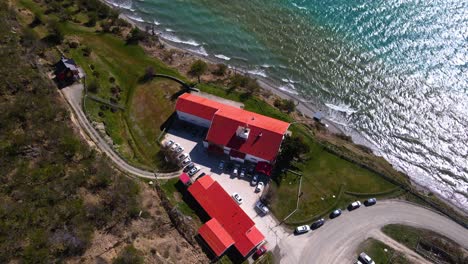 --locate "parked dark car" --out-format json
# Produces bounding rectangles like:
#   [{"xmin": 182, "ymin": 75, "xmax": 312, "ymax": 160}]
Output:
[
  {"xmin": 310, "ymin": 218, "xmax": 325, "ymax": 230},
  {"xmin": 255, "ymin": 245, "xmax": 267, "ymax": 257},
  {"xmin": 183, "ymin": 163, "xmax": 194, "ymax": 172},
  {"xmin": 364, "ymin": 198, "xmax": 377, "ymax": 206},
  {"xmin": 195, "ymin": 172, "xmax": 206, "ymax": 181},
  {"xmin": 329, "ymin": 209, "xmax": 342, "ymax": 219}
]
